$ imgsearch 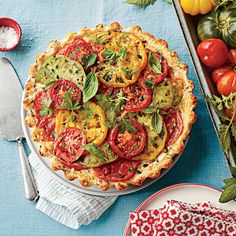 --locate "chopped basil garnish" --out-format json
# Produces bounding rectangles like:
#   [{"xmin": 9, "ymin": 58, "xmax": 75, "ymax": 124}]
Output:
[
  {"xmin": 39, "ymin": 99, "xmax": 54, "ymax": 116},
  {"xmin": 59, "ymin": 92, "xmax": 81, "ymax": 111},
  {"xmin": 121, "ymin": 67, "xmax": 138, "ymax": 77},
  {"xmin": 118, "ymin": 119, "xmax": 137, "ymax": 133},
  {"xmin": 96, "ymin": 89, "xmax": 127, "ymax": 127},
  {"xmin": 148, "ymin": 51, "xmax": 162, "ymax": 74},
  {"xmin": 119, "ymin": 46, "xmax": 127, "ymax": 60},
  {"xmin": 129, "ymin": 167, "xmax": 134, "ymax": 172},
  {"xmin": 81, "ymin": 54, "xmax": 97, "ymax": 69},
  {"xmin": 144, "ymin": 79, "xmax": 155, "ymax": 89},
  {"xmin": 102, "ymin": 48, "xmax": 118, "ymax": 64}
]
